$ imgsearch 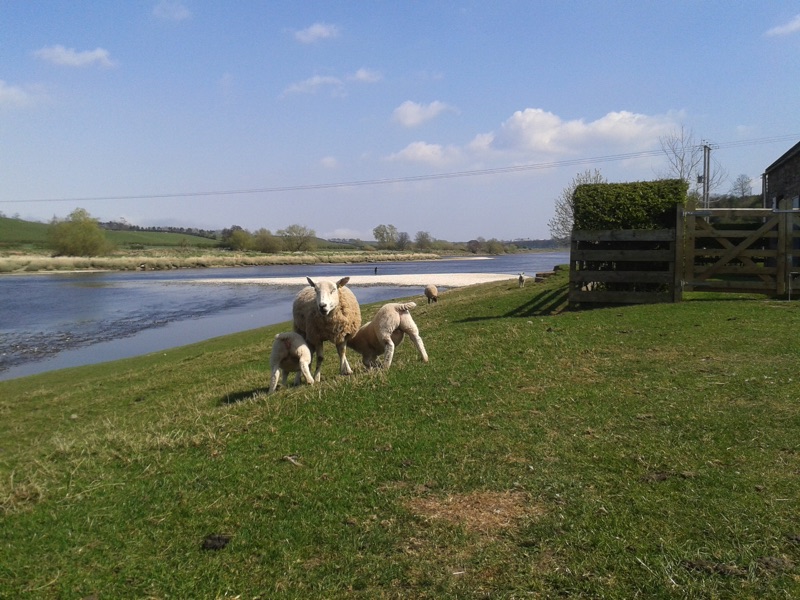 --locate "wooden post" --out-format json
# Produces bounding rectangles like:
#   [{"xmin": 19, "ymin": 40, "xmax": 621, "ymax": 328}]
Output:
[
  {"xmin": 672, "ymin": 202, "xmax": 685, "ymax": 302},
  {"xmin": 777, "ymin": 197, "xmax": 788, "ymax": 296}
]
